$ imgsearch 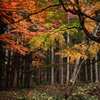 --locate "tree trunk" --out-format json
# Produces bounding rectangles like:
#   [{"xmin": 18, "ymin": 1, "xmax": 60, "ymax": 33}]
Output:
[
  {"xmin": 59, "ymin": 55, "xmax": 63, "ymax": 84},
  {"xmin": 66, "ymin": 31, "xmax": 70, "ymax": 85},
  {"xmin": 85, "ymin": 61, "xmax": 88, "ymax": 82},
  {"xmin": 90, "ymin": 58, "xmax": 93, "ymax": 82},
  {"xmin": 20, "ymin": 65, "xmax": 24, "ymax": 86},
  {"xmin": 65, "ymin": 58, "xmax": 85, "ymax": 99},
  {"xmin": 0, "ymin": 41, "xmax": 3, "ymax": 88},
  {"xmin": 66, "ymin": 56, "xmax": 70, "ymax": 85},
  {"xmin": 35, "ymin": 69, "xmax": 41, "ymax": 85},
  {"xmin": 10, "ymin": 51, "xmax": 14, "ymax": 87},
  {"xmin": 6, "ymin": 50, "xmax": 11, "ymax": 87},
  {"xmin": 95, "ymin": 53, "xmax": 99, "ymax": 82},
  {"xmin": 51, "ymin": 47, "xmax": 54, "ymax": 85},
  {"xmin": 12, "ymin": 52, "xmax": 19, "ymax": 88}
]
